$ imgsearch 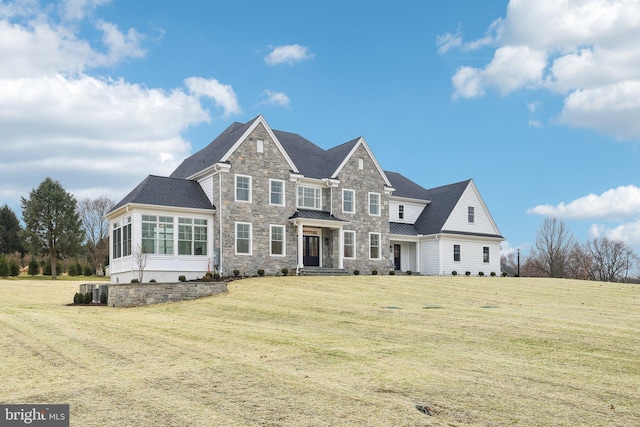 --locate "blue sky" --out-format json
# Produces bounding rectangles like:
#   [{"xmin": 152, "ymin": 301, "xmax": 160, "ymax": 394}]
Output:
[{"xmin": 2, "ymin": 0, "xmax": 640, "ymax": 257}]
